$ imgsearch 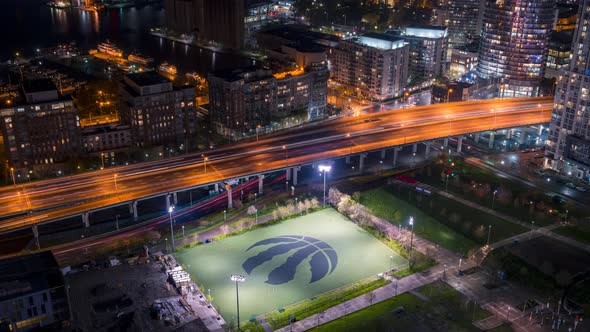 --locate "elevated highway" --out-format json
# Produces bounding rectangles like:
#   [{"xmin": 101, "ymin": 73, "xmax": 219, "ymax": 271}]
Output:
[{"xmin": 0, "ymin": 97, "xmax": 552, "ymax": 233}]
